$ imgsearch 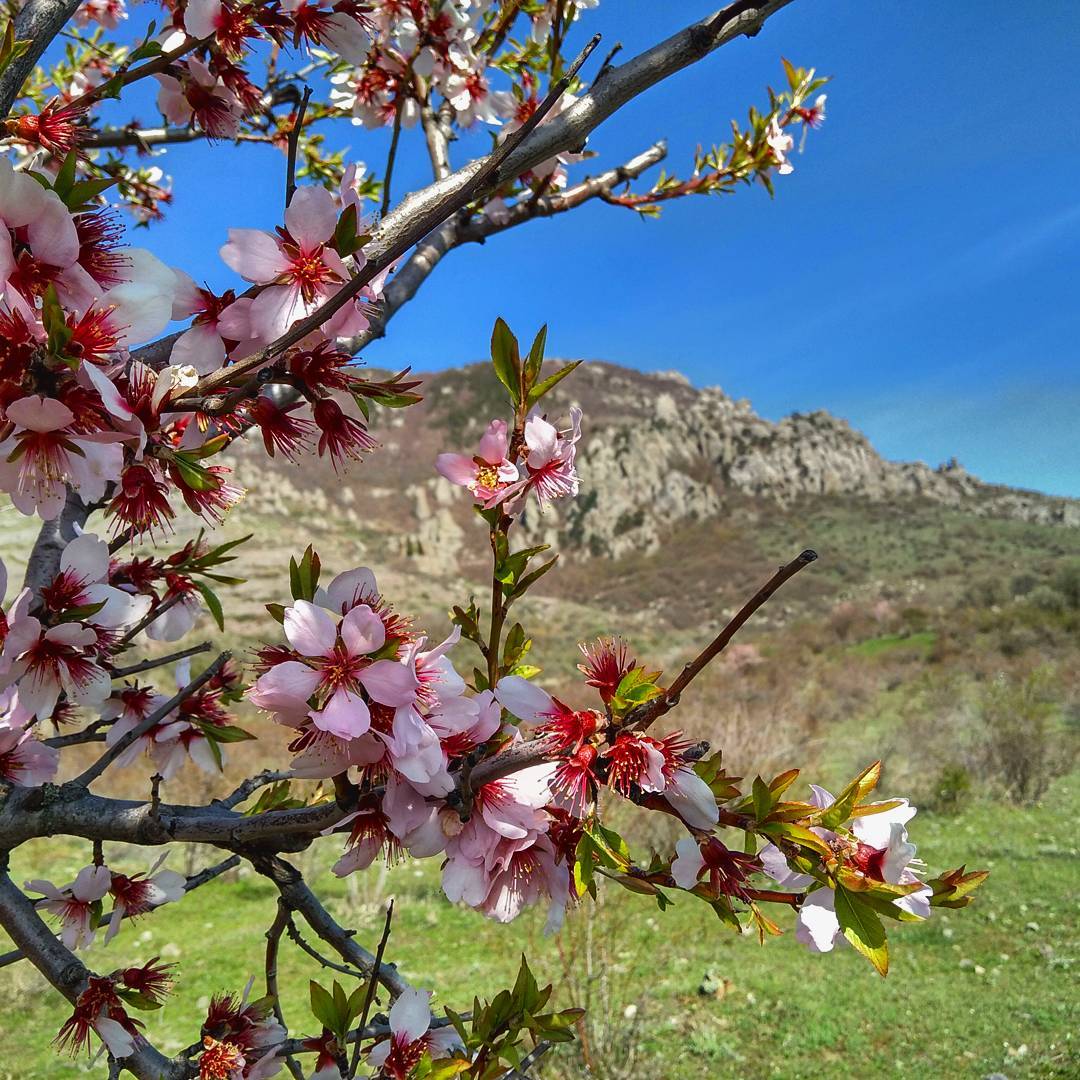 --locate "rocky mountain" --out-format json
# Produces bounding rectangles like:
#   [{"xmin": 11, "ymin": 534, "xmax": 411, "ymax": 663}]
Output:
[
  {"xmin": 235, "ymin": 361, "xmax": 1080, "ymax": 552},
  {"xmin": 225, "ymin": 359, "xmax": 1078, "ymax": 609}
]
